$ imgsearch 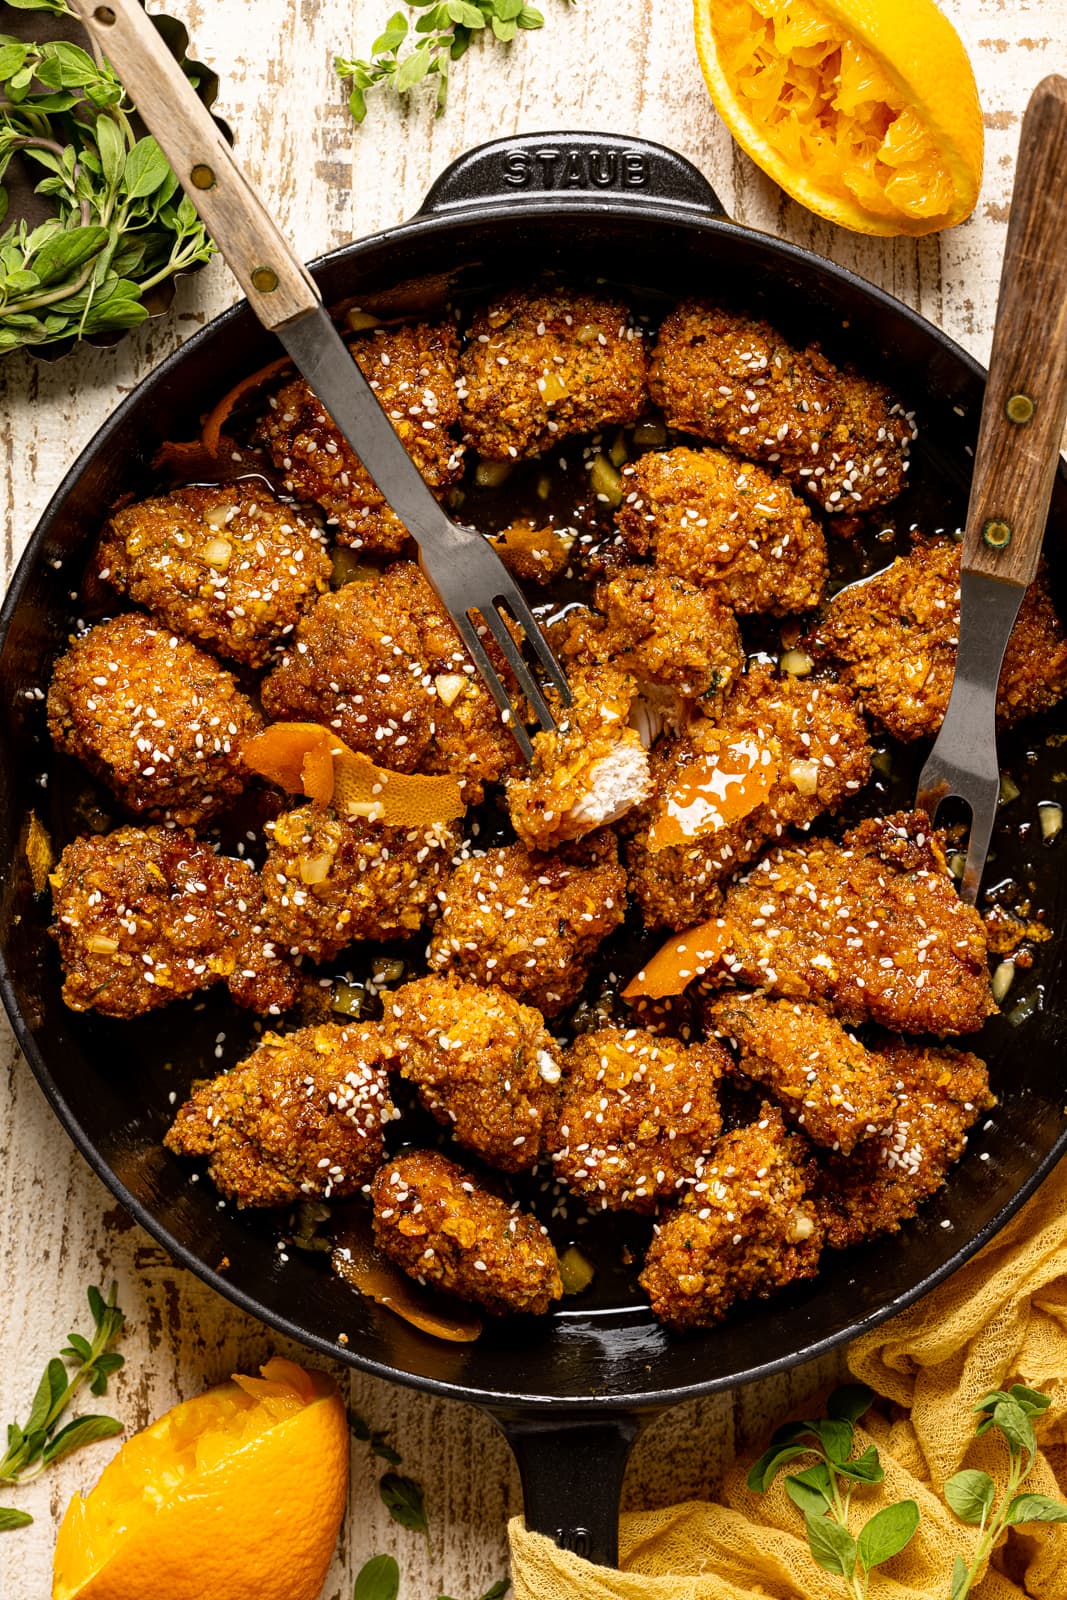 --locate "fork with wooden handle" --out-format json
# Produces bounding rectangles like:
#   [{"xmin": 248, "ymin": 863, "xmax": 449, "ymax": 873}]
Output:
[
  {"xmin": 916, "ymin": 75, "xmax": 1067, "ymax": 901},
  {"xmin": 69, "ymin": 0, "xmax": 570, "ymax": 760}
]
